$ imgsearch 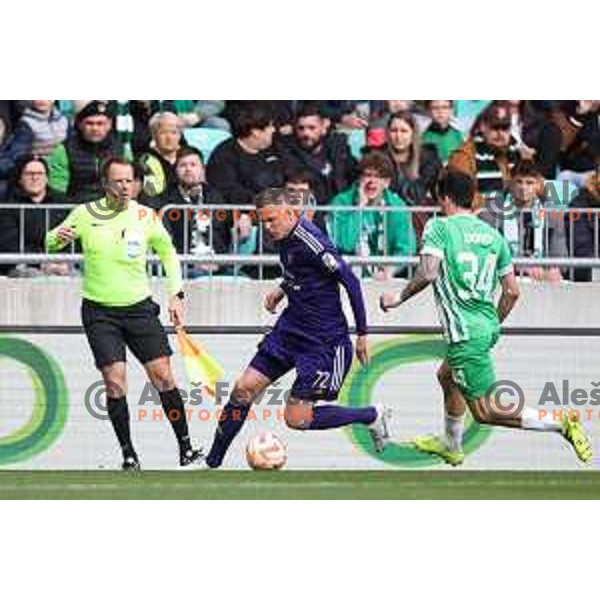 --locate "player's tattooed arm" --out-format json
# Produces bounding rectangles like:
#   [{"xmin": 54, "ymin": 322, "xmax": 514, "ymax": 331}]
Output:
[
  {"xmin": 497, "ymin": 270, "xmax": 520, "ymax": 323},
  {"xmin": 380, "ymin": 254, "xmax": 441, "ymax": 312}
]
